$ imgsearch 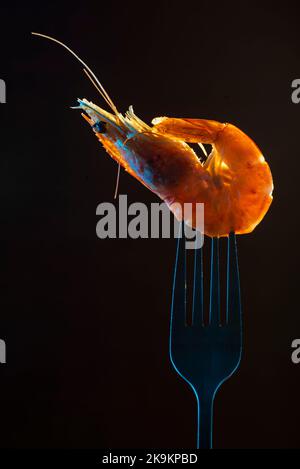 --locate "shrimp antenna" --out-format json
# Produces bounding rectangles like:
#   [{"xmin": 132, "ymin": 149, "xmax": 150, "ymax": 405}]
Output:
[
  {"xmin": 113, "ymin": 162, "xmax": 121, "ymax": 200},
  {"xmin": 82, "ymin": 68, "xmax": 115, "ymax": 111},
  {"xmin": 31, "ymin": 32, "xmax": 119, "ymax": 115}
]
